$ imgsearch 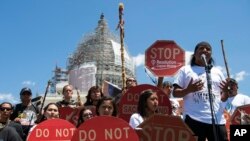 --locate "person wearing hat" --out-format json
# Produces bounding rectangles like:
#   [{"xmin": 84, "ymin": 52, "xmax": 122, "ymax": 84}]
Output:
[
  {"xmin": 10, "ymin": 87, "xmax": 40, "ymax": 140},
  {"xmin": 173, "ymin": 41, "xmax": 230, "ymax": 141},
  {"xmin": 224, "ymin": 78, "xmax": 250, "ymax": 115}
]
